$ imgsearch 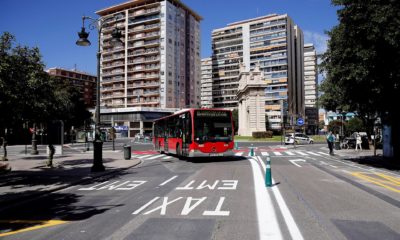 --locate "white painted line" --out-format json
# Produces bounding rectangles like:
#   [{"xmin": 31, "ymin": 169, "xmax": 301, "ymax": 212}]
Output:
[
  {"xmin": 136, "ymin": 154, "xmax": 152, "ymax": 159},
  {"xmin": 163, "ymin": 156, "xmax": 172, "ymax": 160},
  {"xmin": 317, "ymin": 152, "xmax": 330, "ymax": 156},
  {"xmin": 289, "ymin": 159, "xmax": 306, "ymax": 167},
  {"xmin": 159, "ymin": 175, "xmax": 178, "ymax": 186},
  {"xmin": 261, "ymin": 152, "xmax": 270, "ymax": 156},
  {"xmin": 248, "ymin": 157, "xmax": 283, "ymax": 240},
  {"xmin": 132, "ymin": 197, "xmax": 160, "ymax": 214},
  {"xmin": 329, "ymin": 165, "xmax": 338, "ymax": 168},
  {"xmin": 235, "ymin": 152, "xmax": 244, "ymax": 156},
  {"xmin": 285, "ymin": 151, "xmax": 295, "ymax": 156},
  {"xmin": 147, "ymin": 154, "xmax": 163, "ymax": 160},
  {"xmin": 273, "ymin": 152, "xmax": 283, "ymax": 156},
  {"xmin": 257, "ymin": 157, "xmax": 304, "ymax": 240},
  {"xmin": 320, "ymin": 161, "xmax": 327, "ymax": 165},
  {"xmin": 295, "ymin": 151, "xmax": 308, "ymax": 156},
  {"xmin": 306, "ymin": 151, "xmax": 321, "ymax": 156}
]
